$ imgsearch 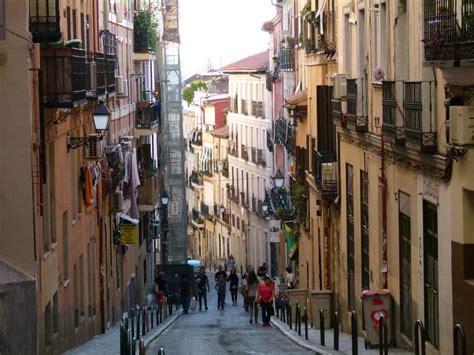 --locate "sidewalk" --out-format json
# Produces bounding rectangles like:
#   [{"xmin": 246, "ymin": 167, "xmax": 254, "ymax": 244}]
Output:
[
  {"xmin": 64, "ymin": 310, "xmax": 181, "ymax": 355},
  {"xmin": 271, "ymin": 316, "xmax": 413, "ymax": 355}
]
